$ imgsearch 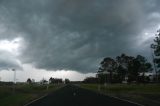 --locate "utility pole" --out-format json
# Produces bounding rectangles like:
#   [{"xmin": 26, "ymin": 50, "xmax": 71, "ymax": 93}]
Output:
[
  {"xmin": 12, "ymin": 69, "xmax": 16, "ymax": 84},
  {"xmin": 12, "ymin": 69, "xmax": 16, "ymax": 94},
  {"xmin": 150, "ymin": 48, "xmax": 158, "ymax": 82}
]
